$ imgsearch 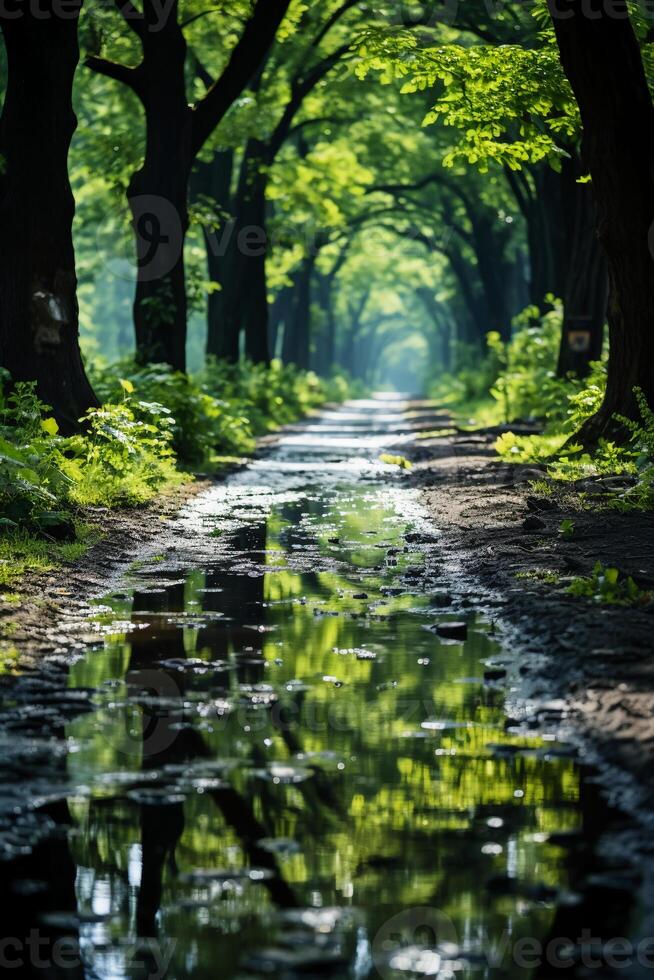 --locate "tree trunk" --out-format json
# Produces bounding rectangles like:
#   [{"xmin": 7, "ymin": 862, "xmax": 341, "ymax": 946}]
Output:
[
  {"xmin": 221, "ymin": 141, "xmax": 270, "ymax": 365},
  {"xmin": 287, "ymin": 256, "xmax": 315, "ymax": 370},
  {"xmin": 557, "ymin": 161, "xmax": 607, "ymax": 377},
  {"xmin": 469, "ymin": 212, "xmax": 513, "ymax": 340},
  {"xmin": 191, "ymin": 150, "xmax": 236, "ymax": 362},
  {"xmin": 418, "ymin": 287, "xmax": 452, "ymax": 372},
  {"xmin": 130, "ymin": 27, "xmax": 191, "ymax": 370},
  {"xmin": 0, "ymin": 5, "xmax": 98, "ymax": 430},
  {"xmin": 551, "ymin": 3, "xmax": 654, "ymax": 440},
  {"xmin": 505, "ymin": 165, "xmax": 566, "ymax": 308},
  {"xmin": 269, "ymin": 284, "xmax": 293, "ymax": 360},
  {"xmin": 282, "ymin": 257, "xmax": 315, "ymax": 371}
]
